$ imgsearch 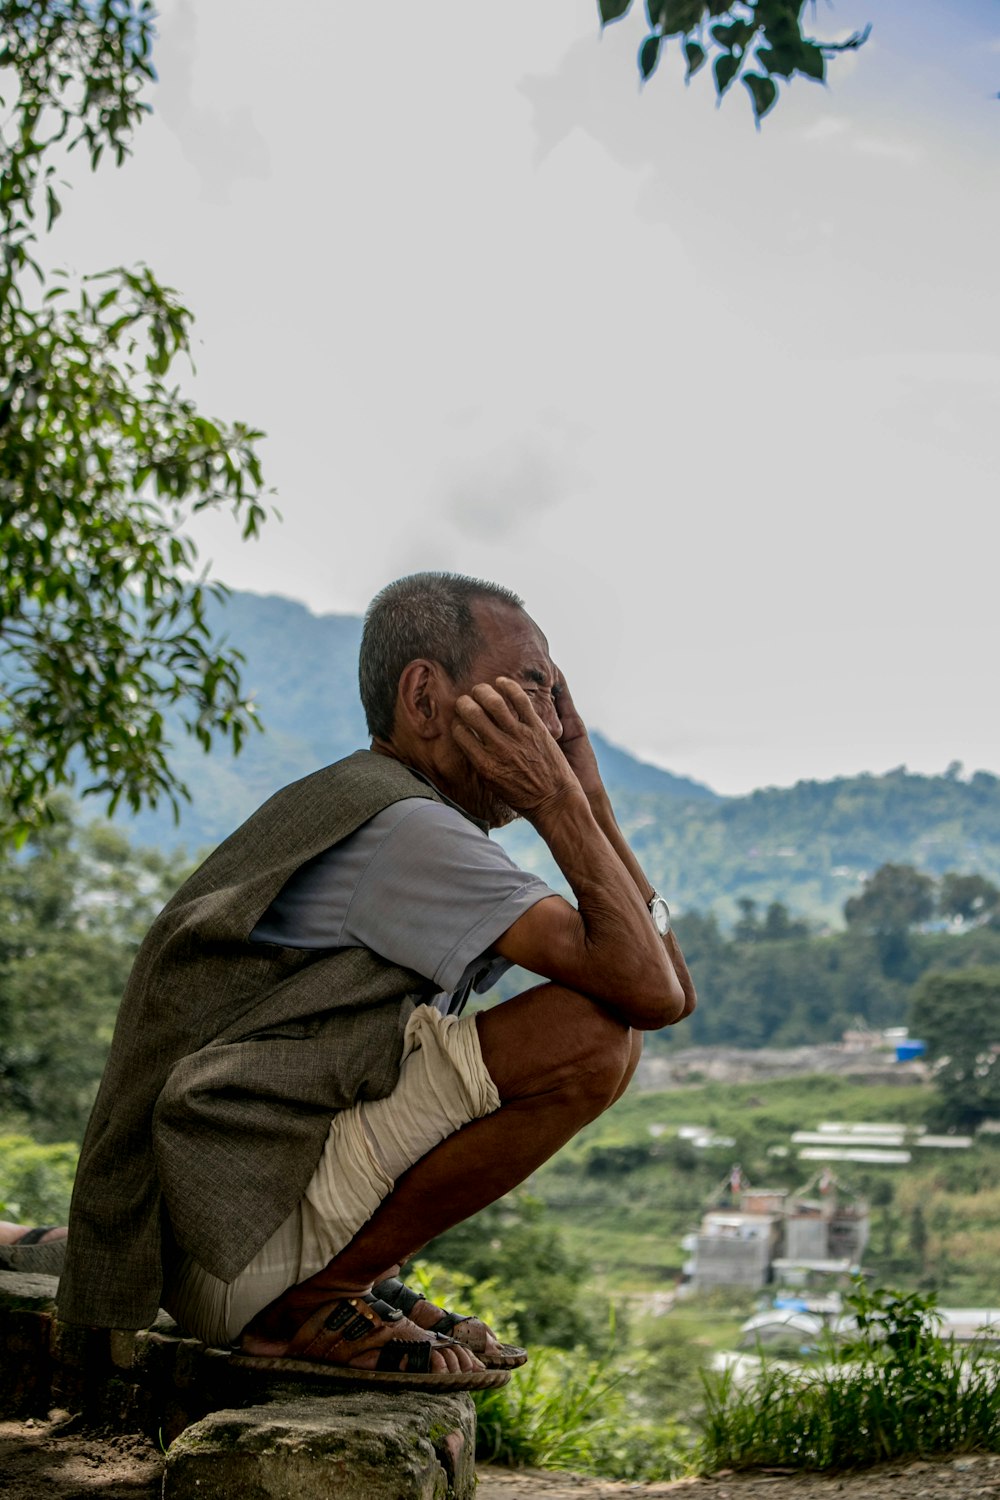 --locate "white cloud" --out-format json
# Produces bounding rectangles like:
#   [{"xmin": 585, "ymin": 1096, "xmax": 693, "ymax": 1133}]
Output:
[
  {"xmin": 802, "ymin": 115, "xmax": 851, "ymax": 143},
  {"xmin": 41, "ymin": 0, "xmax": 1000, "ymax": 795},
  {"xmin": 852, "ymin": 134, "xmax": 923, "ymax": 163},
  {"xmin": 149, "ymin": 0, "xmax": 271, "ymax": 204}
]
